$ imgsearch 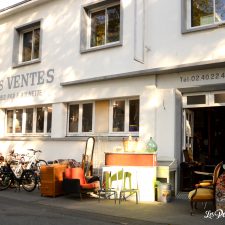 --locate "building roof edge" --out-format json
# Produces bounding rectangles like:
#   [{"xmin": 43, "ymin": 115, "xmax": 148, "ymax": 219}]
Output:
[
  {"xmin": 0, "ymin": 0, "xmax": 32, "ymax": 13},
  {"xmin": 60, "ymin": 58, "xmax": 225, "ymax": 87}
]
